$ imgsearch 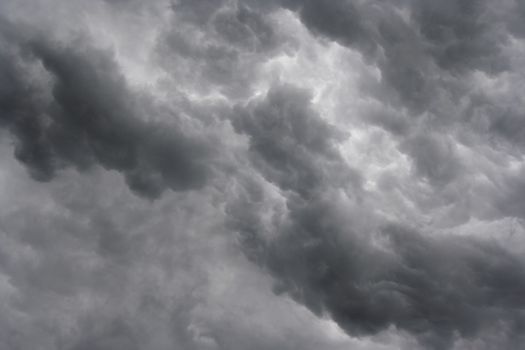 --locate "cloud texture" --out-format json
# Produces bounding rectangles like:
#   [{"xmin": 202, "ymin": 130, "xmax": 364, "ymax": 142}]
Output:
[{"xmin": 1, "ymin": 0, "xmax": 525, "ymax": 349}]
